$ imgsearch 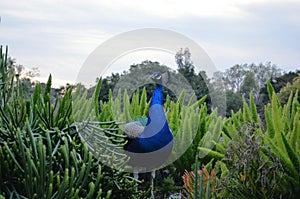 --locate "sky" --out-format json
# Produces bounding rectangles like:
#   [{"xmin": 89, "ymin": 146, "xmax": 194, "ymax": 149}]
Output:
[{"xmin": 0, "ymin": 0, "xmax": 299, "ymax": 87}]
